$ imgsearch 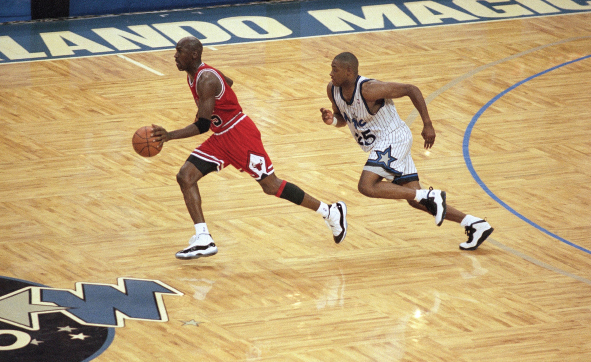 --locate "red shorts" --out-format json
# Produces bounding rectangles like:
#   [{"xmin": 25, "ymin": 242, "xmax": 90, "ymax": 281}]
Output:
[{"xmin": 189, "ymin": 115, "xmax": 274, "ymax": 180}]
